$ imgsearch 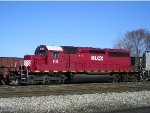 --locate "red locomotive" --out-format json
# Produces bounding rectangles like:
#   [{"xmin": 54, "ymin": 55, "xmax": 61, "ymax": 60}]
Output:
[
  {"xmin": 0, "ymin": 45, "xmax": 142, "ymax": 85},
  {"xmin": 24, "ymin": 45, "xmax": 130, "ymax": 72}
]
